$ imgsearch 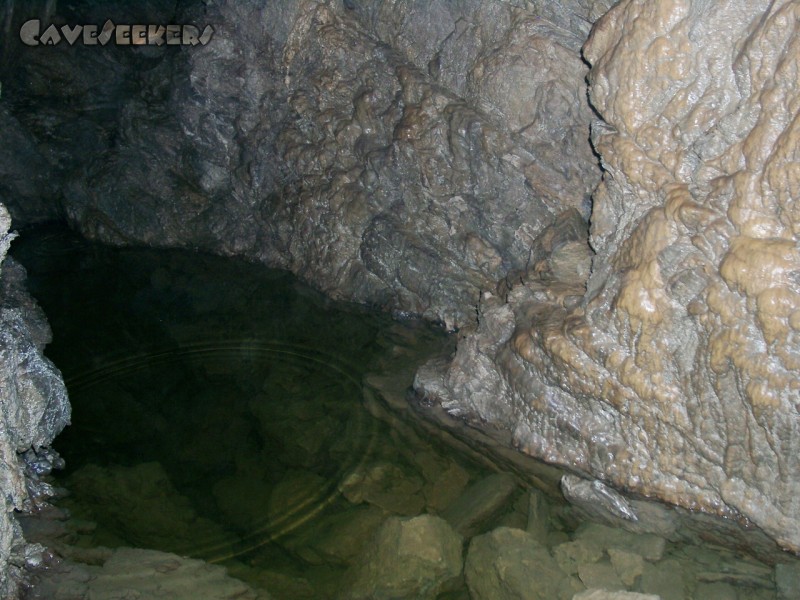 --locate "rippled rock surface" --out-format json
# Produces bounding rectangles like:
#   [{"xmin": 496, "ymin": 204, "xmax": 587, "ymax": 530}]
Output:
[
  {"xmin": 416, "ymin": 0, "xmax": 800, "ymax": 555},
  {"xmin": 2, "ymin": 0, "xmax": 604, "ymax": 327}
]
